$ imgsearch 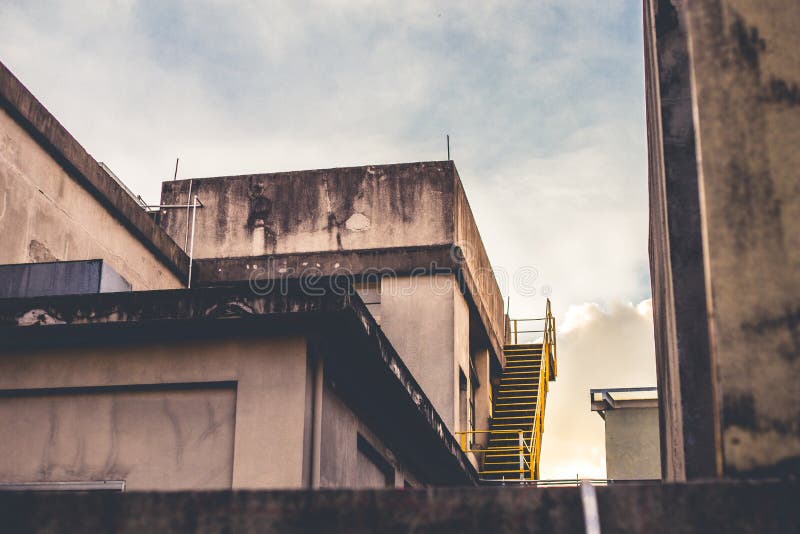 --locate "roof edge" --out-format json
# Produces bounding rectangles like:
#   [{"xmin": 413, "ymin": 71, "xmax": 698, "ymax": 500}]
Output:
[{"xmin": 0, "ymin": 60, "xmax": 189, "ymax": 282}]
